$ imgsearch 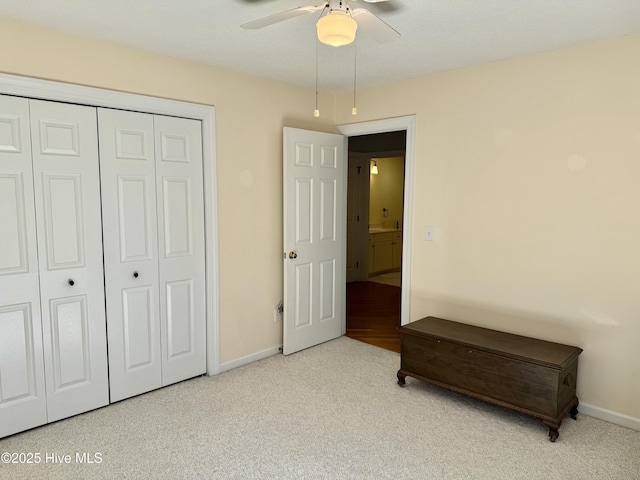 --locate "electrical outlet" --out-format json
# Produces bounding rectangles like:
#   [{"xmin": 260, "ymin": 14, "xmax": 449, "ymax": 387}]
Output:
[{"xmin": 274, "ymin": 302, "xmax": 283, "ymax": 322}]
